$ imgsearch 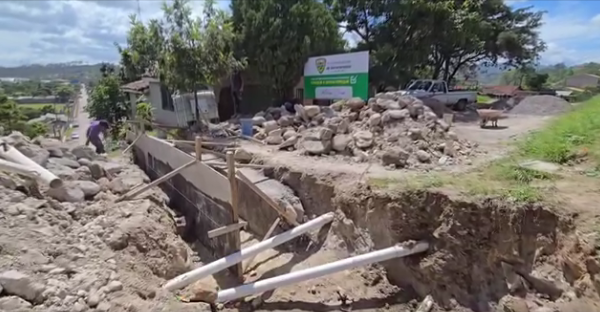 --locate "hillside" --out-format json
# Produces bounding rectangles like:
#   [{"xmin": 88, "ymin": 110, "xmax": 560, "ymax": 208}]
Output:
[
  {"xmin": 496, "ymin": 62, "xmax": 600, "ymax": 87},
  {"xmin": 0, "ymin": 62, "xmax": 105, "ymax": 82}
]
